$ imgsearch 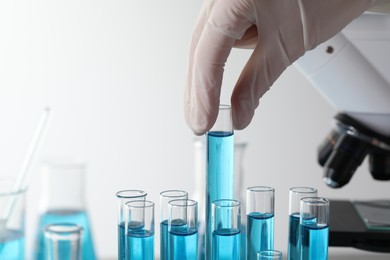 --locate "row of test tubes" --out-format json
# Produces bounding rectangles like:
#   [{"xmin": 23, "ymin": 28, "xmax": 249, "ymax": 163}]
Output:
[{"xmin": 115, "ymin": 187, "xmax": 329, "ymax": 260}]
